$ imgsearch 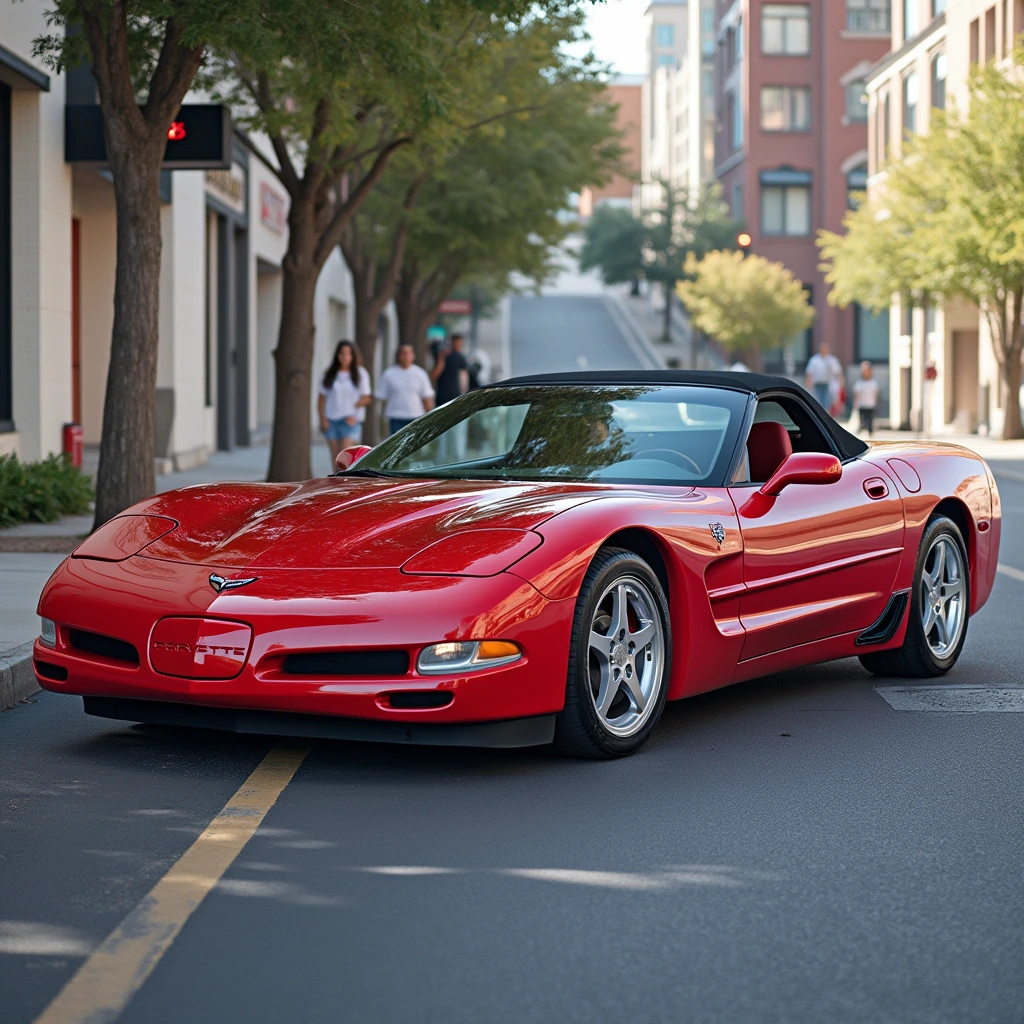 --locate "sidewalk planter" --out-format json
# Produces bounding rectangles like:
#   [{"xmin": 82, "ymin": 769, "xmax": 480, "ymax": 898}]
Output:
[{"xmin": 0, "ymin": 454, "xmax": 93, "ymax": 528}]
